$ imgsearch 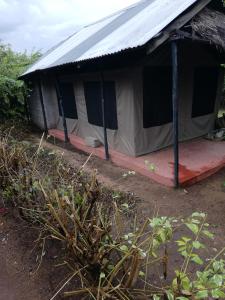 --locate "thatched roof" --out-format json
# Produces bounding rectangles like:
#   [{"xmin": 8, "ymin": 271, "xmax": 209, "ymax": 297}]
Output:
[{"xmin": 191, "ymin": 8, "xmax": 225, "ymax": 50}]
